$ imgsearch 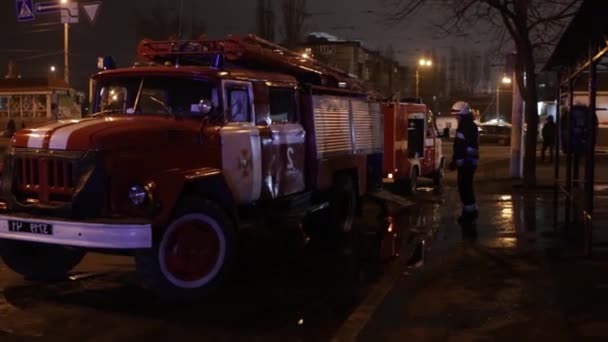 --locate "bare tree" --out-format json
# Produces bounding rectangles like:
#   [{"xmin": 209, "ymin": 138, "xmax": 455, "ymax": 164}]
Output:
[
  {"xmin": 384, "ymin": 0, "xmax": 581, "ymax": 186},
  {"xmin": 133, "ymin": 1, "xmax": 206, "ymax": 41},
  {"xmin": 257, "ymin": 0, "xmax": 276, "ymax": 41},
  {"xmin": 281, "ymin": 0, "xmax": 308, "ymax": 48}
]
